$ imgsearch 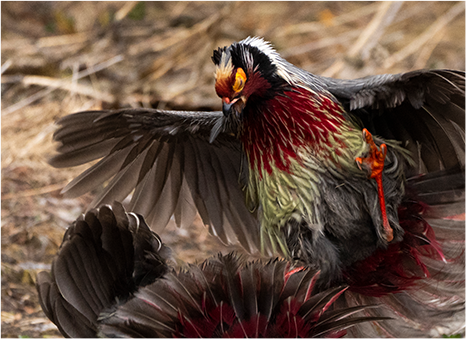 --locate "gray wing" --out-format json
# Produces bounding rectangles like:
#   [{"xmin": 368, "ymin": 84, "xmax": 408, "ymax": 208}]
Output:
[
  {"xmin": 50, "ymin": 108, "xmax": 263, "ymax": 254},
  {"xmin": 320, "ymin": 69, "xmax": 465, "ymax": 175}
]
